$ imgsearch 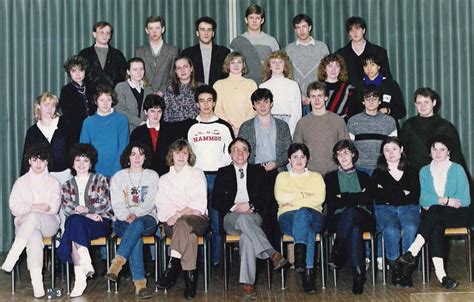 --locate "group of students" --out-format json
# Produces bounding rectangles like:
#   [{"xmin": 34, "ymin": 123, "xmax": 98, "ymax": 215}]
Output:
[{"xmin": 2, "ymin": 2, "xmax": 472, "ymax": 301}]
